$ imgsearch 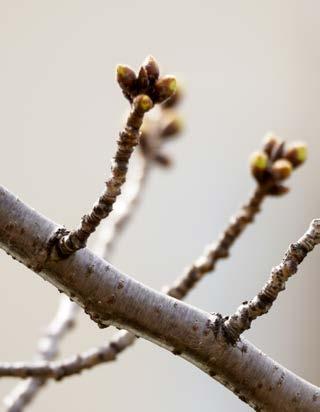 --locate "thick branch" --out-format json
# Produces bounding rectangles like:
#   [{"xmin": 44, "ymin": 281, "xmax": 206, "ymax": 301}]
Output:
[
  {"xmin": 0, "ymin": 185, "xmax": 319, "ymax": 411},
  {"xmin": 4, "ymin": 156, "xmax": 150, "ymax": 411}
]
